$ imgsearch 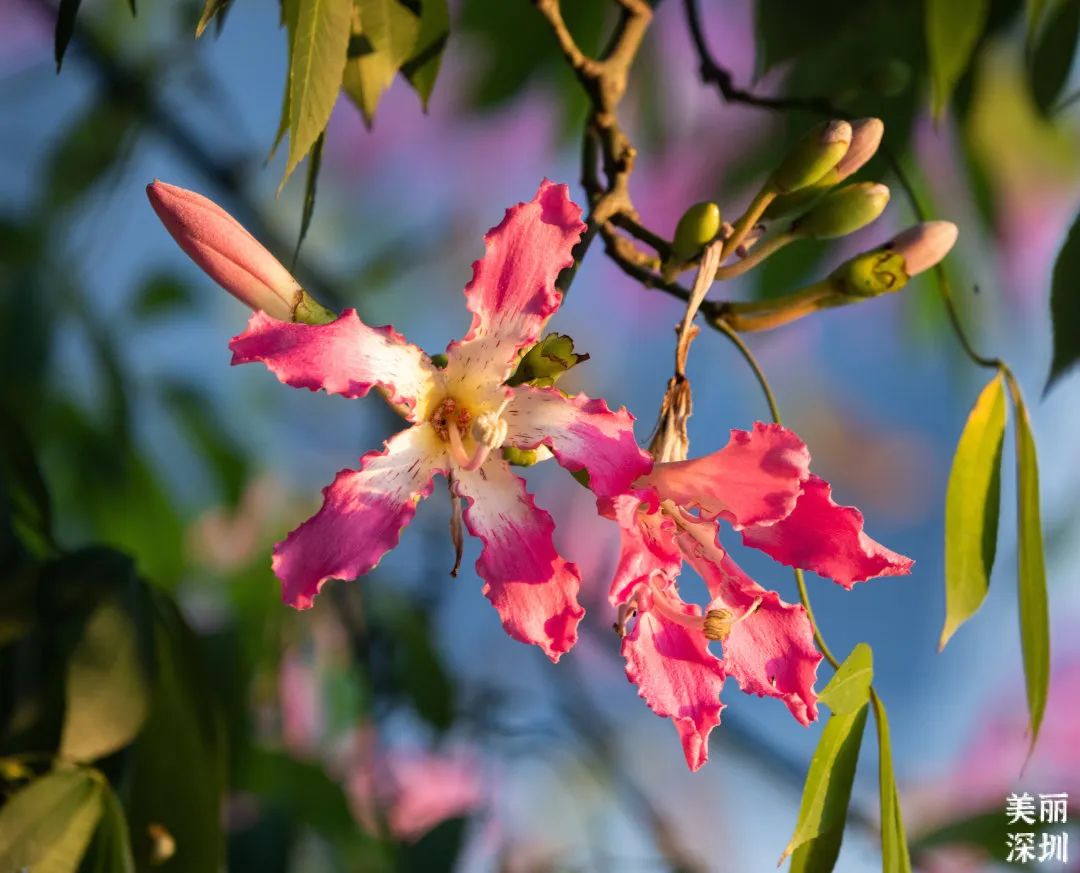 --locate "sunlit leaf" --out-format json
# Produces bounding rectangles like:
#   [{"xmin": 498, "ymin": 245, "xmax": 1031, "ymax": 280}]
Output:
[
  {"xmin": 1028, "ymin": 0, "xmax": 1080, "ymax": 114},
  {"xmin": 60, "ymin": 593, "xmax": 151, "ymax": 763},
  {"xmin": 401, "ymin": 0, "xmax": 449, "ymax": 109},
  {"xmin": 1007, "ymin": 377, "xmax": 1050, "ymax": 752},
  {"xmin": 54, "ymin": 0, "xmax": 82, "ymax": 71},
  {"xmin": 817, "ymin": 643, "xmax": 873, "ymax": 715},
  {"xmin": 293, "ymin": 131, "xmax": 325, "ymax": 265},
  {"xmin": 1046, "ymin": 208, "xmax": 1080, "ymax": 392},
  {"xmin": 873, "ymin": 697, "xmax": 912, "ymax": 873},
  {"xmin": 926, "ymin": 0, "xmax": 990, "ymax": 118},
  {"xmin": 0, "ymin": 767, "xmax": 105, "ymax": 873},
  {"xmin": 195, "ymin": 0, "xmax": 231, "ymax": 38},
  {"xmin": 940, "ymin": 373, "xmax": 1006, "ymax": 649},
  {"xmin": 83, "ymin": 784, "xmax": 136, "ymax": 873},
  {"xmin": 284, "ymin": 0, "xmax": 353, "ymax": 184},
  {"xmin": 270, "ymin": 0, "xmax": 301, "ymax": 162},
  {"xmin": 343, "ymin": 0, "xmax": 421, "ymax": 126},
  {"xmin": 781, "ymin": 703, "xmax": 869, "ymax": 865}
]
